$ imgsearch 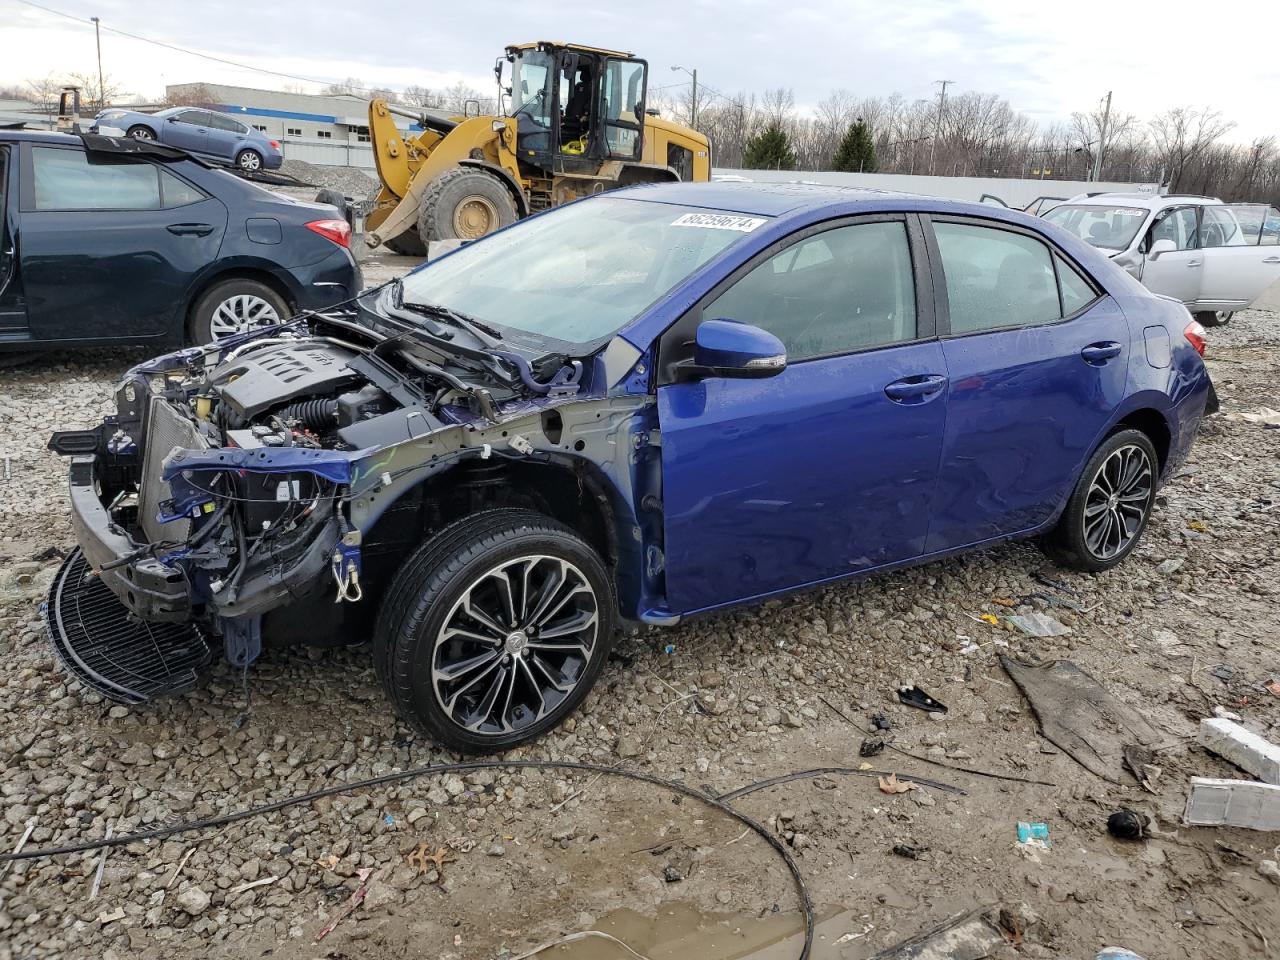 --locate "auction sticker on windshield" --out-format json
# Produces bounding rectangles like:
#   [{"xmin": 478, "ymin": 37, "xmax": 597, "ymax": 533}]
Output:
[{"xmin": 671, "ymin": 213, "xmax": 768, "ymax": 232}]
